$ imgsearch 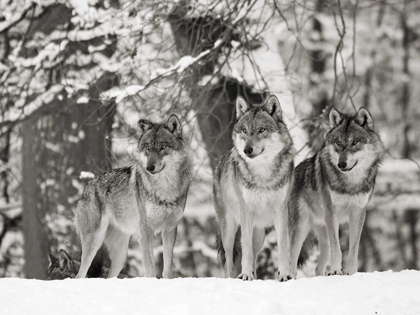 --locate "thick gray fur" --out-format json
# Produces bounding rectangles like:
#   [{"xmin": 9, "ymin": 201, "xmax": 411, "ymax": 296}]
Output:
[
  {"xmin": 214, "ymin": 94, "xmax": 295, "ymax": 282},
  {"xmin": 289, "ymin": 107, "xmax": 385, "ymax": 277},
  {"xmin": 74, "ymin": 114, "xmax": 193, "ymax": 279}
]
